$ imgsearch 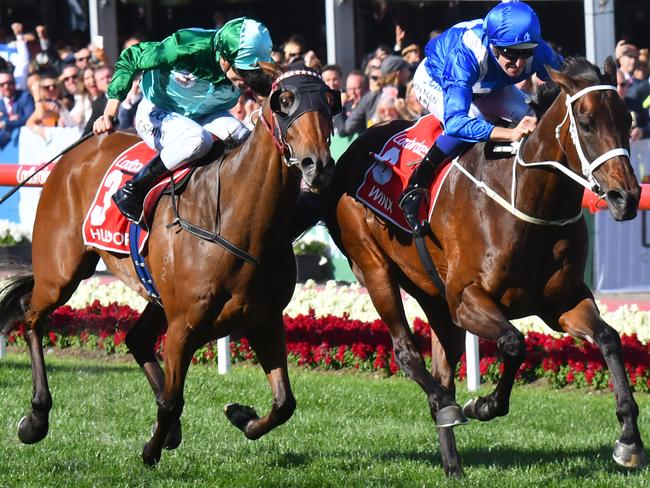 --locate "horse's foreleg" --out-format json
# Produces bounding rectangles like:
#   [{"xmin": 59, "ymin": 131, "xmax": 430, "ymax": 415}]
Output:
[
  {"xmin": 553, "ymin": 296, "xmax": 646, "ymax": 469},
  {"xmin": 453, "ymin": 284, "xmax": 525, "ymax": 422},
  {"xmin": 224, "ymin": 315, "xmax": 296, "ymax": 440},
  {"xmin": 142, "ymin": 322, "xmax": 192, "ymax": 466},
  {"xmin": 125, "ymin": 303, "xmax": 180, "ymax": 450}
]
